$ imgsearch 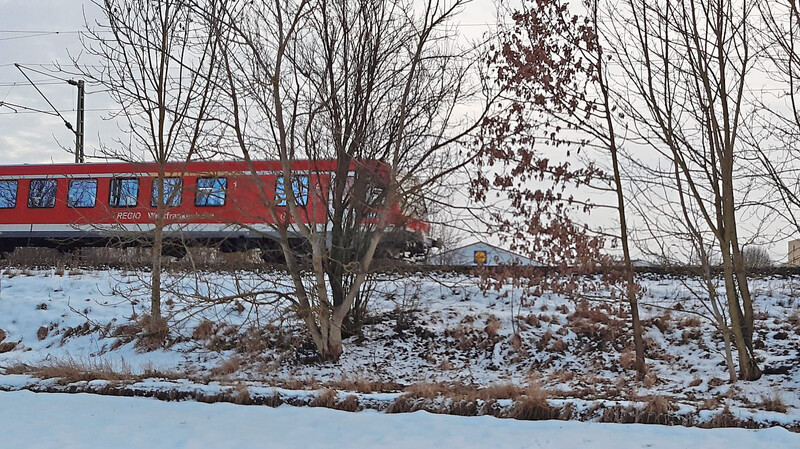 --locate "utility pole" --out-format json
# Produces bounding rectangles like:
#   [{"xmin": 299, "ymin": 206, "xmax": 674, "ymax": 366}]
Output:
[{"xmin": 67, "ymin": 79, "xmax": 85, "ymax": 163}]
